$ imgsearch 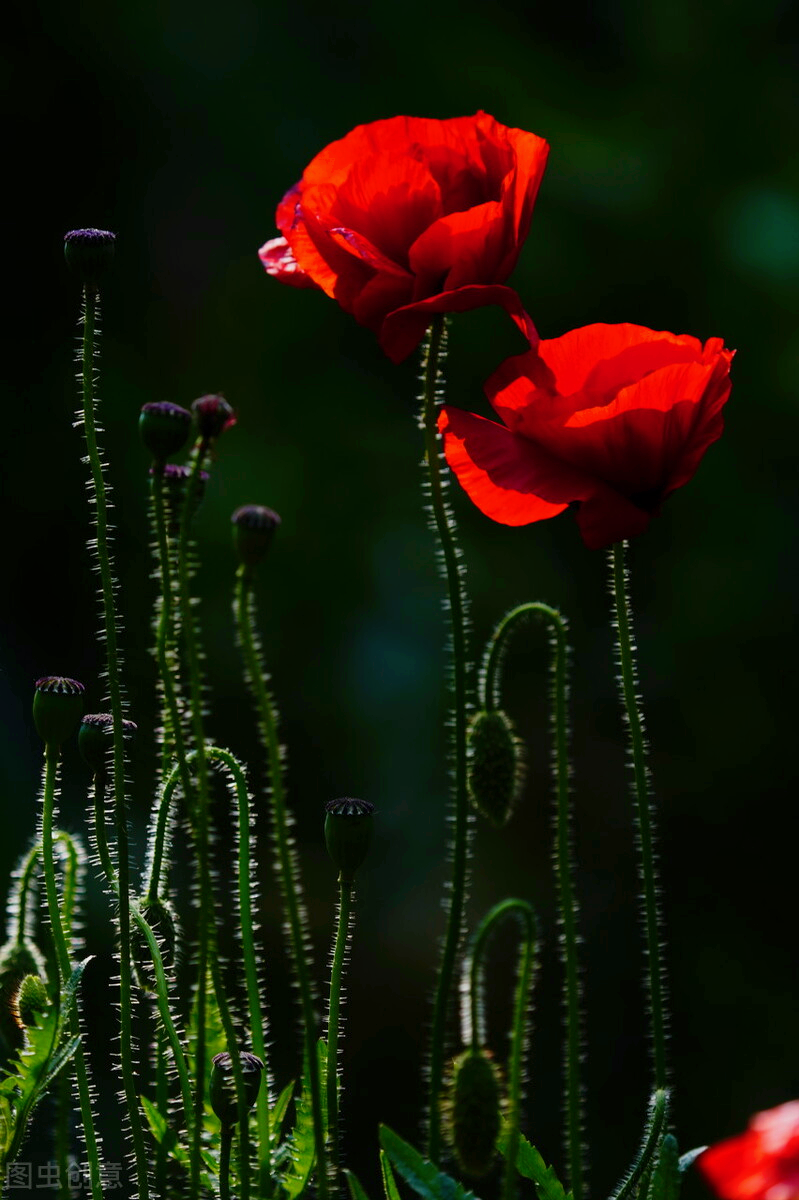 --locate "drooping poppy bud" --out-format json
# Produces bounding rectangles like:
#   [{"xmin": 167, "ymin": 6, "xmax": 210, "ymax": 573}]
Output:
[
  {"xmin": 132, "ymin": 898, "xmax": 178, "ymax": 993},
  {"xmin": 444, "ymin": 1048, "xmax": 503, "ymax": 1177},
  {"xmin": 13, "ymin": 974, "xmax": 49, "ymax": 1029},
  {"xmin": 0, "ymin": 940, "xmax": 47, "ymax": 1047},
  {"xmin": 210, "ymin": 1051, "xmax": 264, "ymax": 1126},
  {"xmin": 139, "ymin": 402, "xmax": 192, "ymax": 462},
  {"xmin": 64, "ymin": 229, "xmax": 116, "ymax": 289},
  {"xmin": 79, "ymin": 713, "xmax": 137, "ymax": 775},
  {"xmin": 192, "ymin": 394, "xmax": 236, "ymax": 443},
  {"xmin": 231, "ymin": 506, "xmax": 281, "ymax": 569},
  {"xmin": 33, "ymin": 677, "xmax": 85, "ymax": 747},
  {"xmin": 467, "ymin": 709, "xmax": 525, "ymax": 827},
  {"xmin": 324, "ymin": 797, "xmax": 375, "ymax": 882}
]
